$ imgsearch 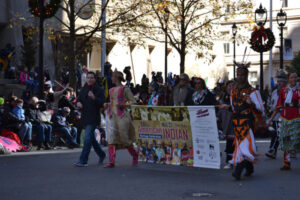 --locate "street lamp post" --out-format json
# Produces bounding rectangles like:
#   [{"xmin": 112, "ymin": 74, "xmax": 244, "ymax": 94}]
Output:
[
  {"xmin": 38, "ymin": 0, "xmax": 45, "ymax": 99},
  {"xmin": 232, "ymin": 23, "xmax": 237, "ymax": 80},
  {"xmin": 255, "ymin": 4, "xmax": 267, "ymax": 93},
  {"xmin": 163, "ymin": 8, "xmax": 170, "ymax": 83},
  {"xmin": 277, "ymin": 9, "xmax": 287, "ymax": 69},
  {"xmin": 101, "ymin": 0, "xmax": 106, "ymax": 77}
]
